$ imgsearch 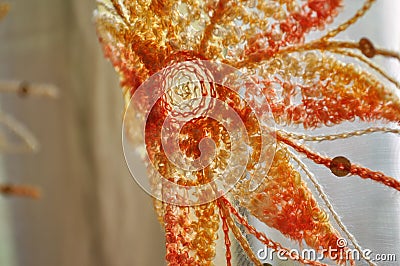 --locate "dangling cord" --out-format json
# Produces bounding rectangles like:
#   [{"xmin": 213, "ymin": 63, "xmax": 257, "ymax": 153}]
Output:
[
  {"xmin": 280, "ymin": 127, "xmax": 400, "ymax": 142},
  {"xmin": 283, "ymin": 145, "xmax": 373, "ymax": 266},
  {"xmin": 0, "ymin": 184, "xmax": 40, "ymax": 199},
  {"xmin": 217, "ymin": 199, "xmax": 233, "ymax": 266},
  {"xmin": 319, "ymin": 0, "xmax": 376, "ymax": 41},
  {"xmin": 219, "ymin": 196, "xmax": 328, "ymax": 266},
  {"xmin": 217, "ymin": 198, "xmax": 261, "ymax": 266}
]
